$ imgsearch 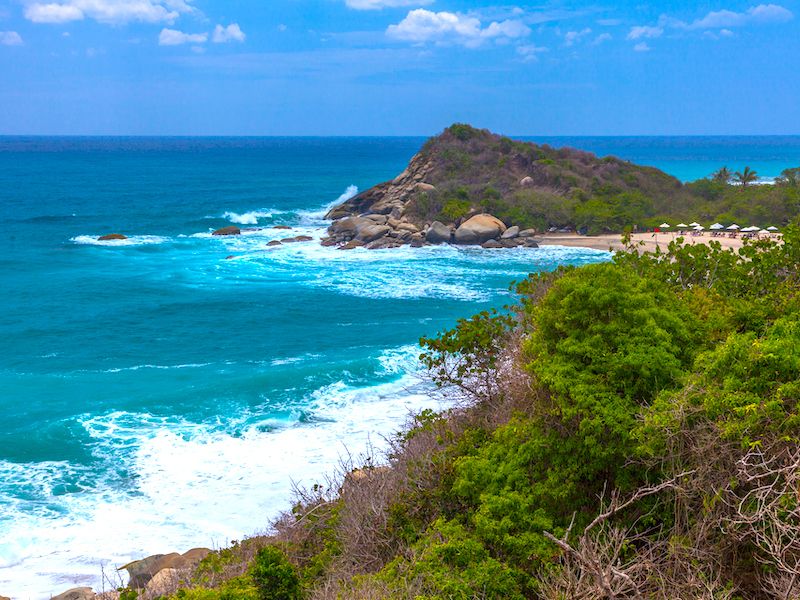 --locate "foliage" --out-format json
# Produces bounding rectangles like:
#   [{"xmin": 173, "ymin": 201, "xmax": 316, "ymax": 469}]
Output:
[{"xmin": 249, "ymin": 546, "xmax": 303, "ymax": 600}]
